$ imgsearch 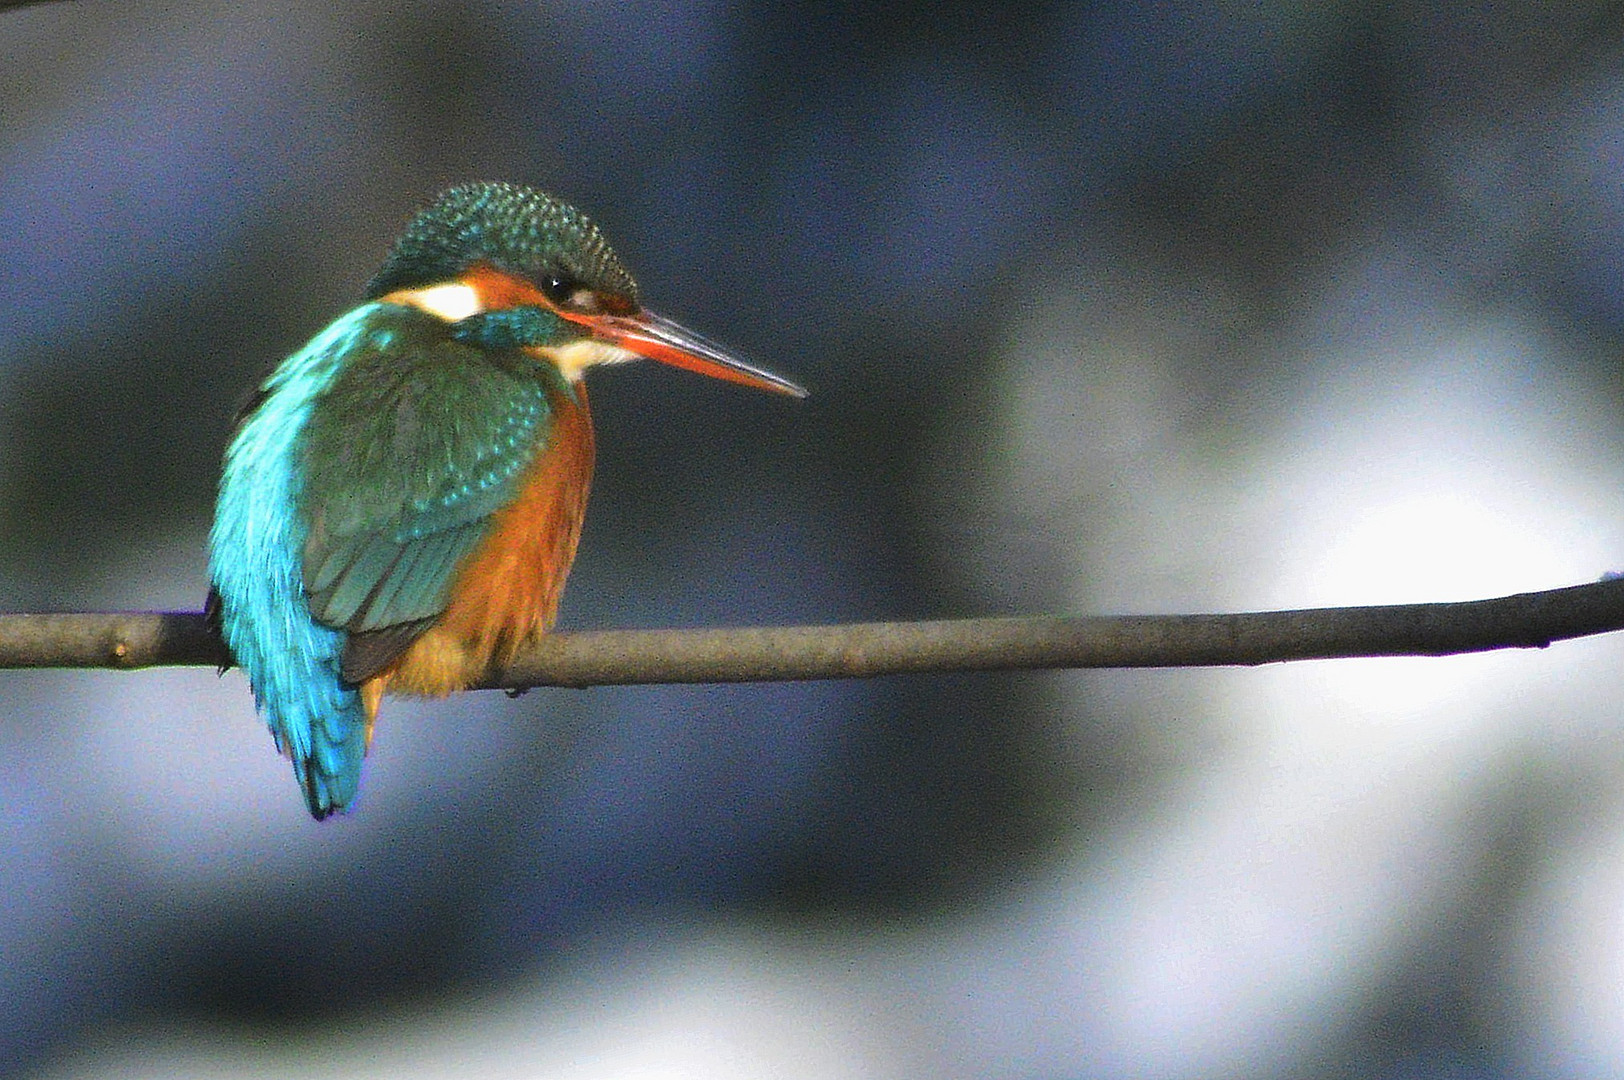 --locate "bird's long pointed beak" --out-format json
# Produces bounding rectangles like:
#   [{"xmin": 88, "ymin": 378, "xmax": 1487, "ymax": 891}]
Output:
[{"xmin": 590, "ymin": 310, "xmax": 808, "ymax": 398}]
